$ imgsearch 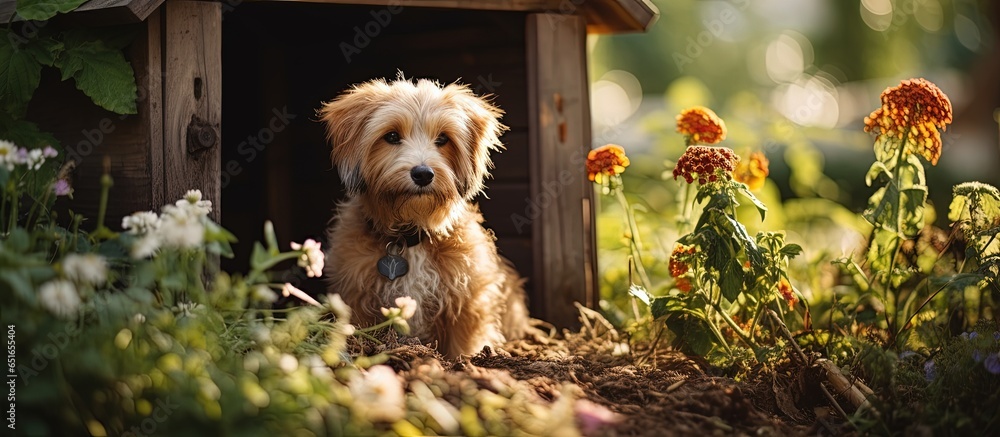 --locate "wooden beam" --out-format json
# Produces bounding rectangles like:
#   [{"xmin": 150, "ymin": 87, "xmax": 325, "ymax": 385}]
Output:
[
  {"xmin": 163, "ymin": 1, "xmax": 222, "ymax": 221},
  {"xmin": 249, "ymin": 0, "xmax": 561, "ymax": 12},
  {"xmin": 526, "ymin": 13, "xmax": 596, "ymax": 329},
  {"xmin": 138, "ymin": 6, "xmax": 164, "ymax": 210}
]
